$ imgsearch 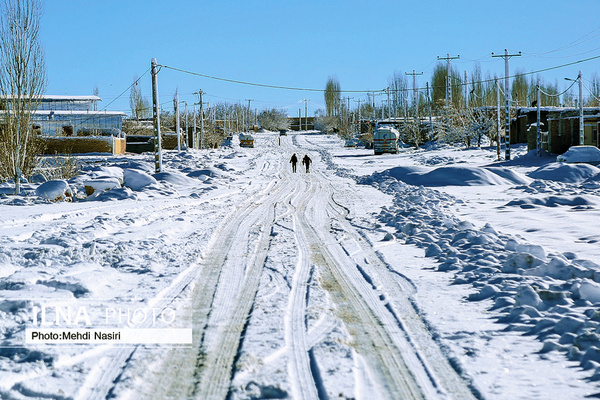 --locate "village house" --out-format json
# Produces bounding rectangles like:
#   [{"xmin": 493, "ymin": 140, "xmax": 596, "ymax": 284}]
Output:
[{"xmin": 512, "ymin": 106, "xmax": 600, "ymax": 155}]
